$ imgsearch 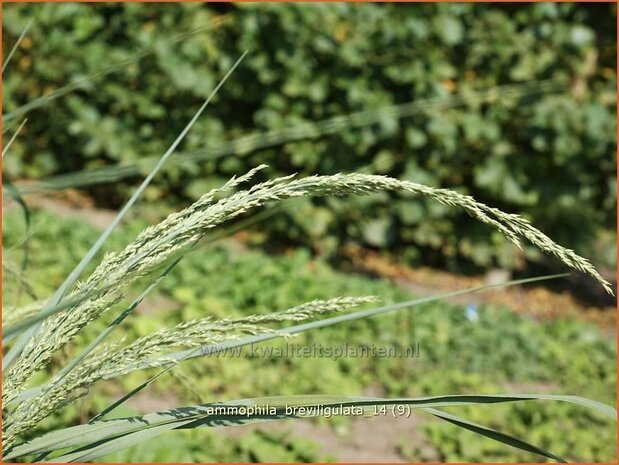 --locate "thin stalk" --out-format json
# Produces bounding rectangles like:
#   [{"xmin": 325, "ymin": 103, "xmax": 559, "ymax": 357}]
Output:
[
  {"xmin": 90, "ymin": 273, "xmax": 567, "ymax": 421},
  {"xmin": 2, "ymin": 19, "xmax": 33, "ymax": 74}
]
